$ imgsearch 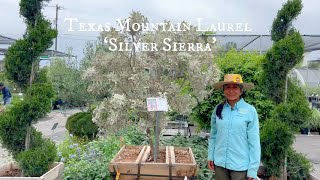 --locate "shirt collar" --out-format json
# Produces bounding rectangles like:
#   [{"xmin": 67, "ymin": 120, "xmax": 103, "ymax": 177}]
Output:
[{"xmin": 224, "ymin": 98, "xmax": 244, "ymax": 110}]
